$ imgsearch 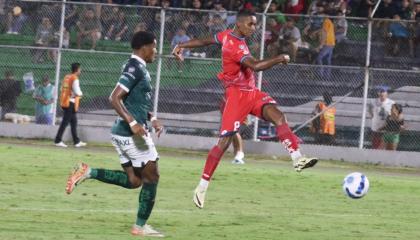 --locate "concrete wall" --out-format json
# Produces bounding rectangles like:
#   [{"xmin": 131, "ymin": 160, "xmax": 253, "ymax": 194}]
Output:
[{"xmin": 1, "ymin": 121, "xmax": 420, "ymax": 168}]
